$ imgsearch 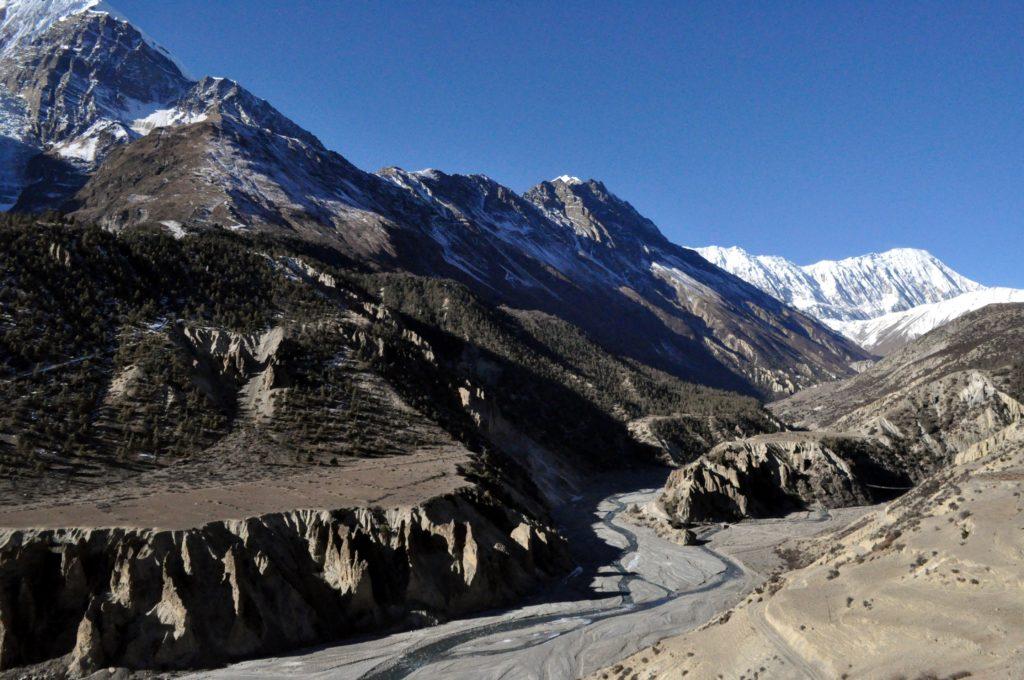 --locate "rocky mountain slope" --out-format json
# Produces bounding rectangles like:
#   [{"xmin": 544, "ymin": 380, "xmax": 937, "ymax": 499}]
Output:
[
  {"xmin": 647, "ymin": 303, "xmax": 1023, "ymax": 532},
  {"xmin": 774, "ymin": 303, "xmax": 1024, "ymax": 472},
  {"xmin": 68, "ymin": 116, "xmax": 869, "ymax": 395},
  {"xmin": 0, "ymin": 0, "xmax": 868, "ymax": 397},
  {"xmin": 594, "ymin": 416, "xmax": 1024, "ymax": 679},
  {"xmin": 2, "ymin": 216, "xmax": 782, "ymax": 500},
  {"xmin": 0, "ymin": 215, "xmax": 788, "ymax": 673},
  {"xmin": 0, "ymin": 0, "xmax": 193, "ymax": 209}
]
